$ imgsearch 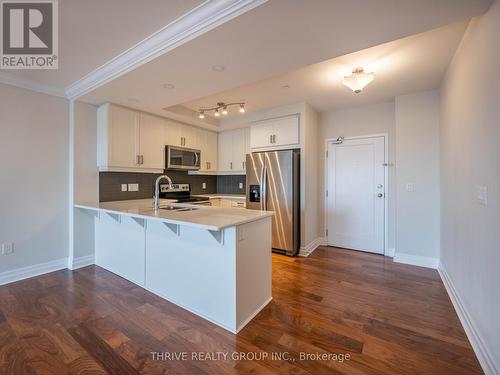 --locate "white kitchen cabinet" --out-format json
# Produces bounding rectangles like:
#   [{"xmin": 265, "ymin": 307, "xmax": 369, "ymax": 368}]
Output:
[
  {"xmin": 97, "ymin": 104, "xmax": 164, "ymax": 172},
  {"xmin": 165, "ymin": 119, "xmax": 182, "ymax": 147},
  {"xmin": 197, "ymin": 129, "xmax": 218, "ymax": 173},
  {"xmin": 218, "ymin": 128, "xmax": 248, "ymax": 173},
  {"xmin": 165, "ymin": 120, "xmax": 199, "ymax": 148},
  {"xmin": 139, "ymin": 113, "xmax": 164, "ymax": 169},
  {"xmin": 250, "ymin": 114, "xmax": 300, "ymax": 150}
]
